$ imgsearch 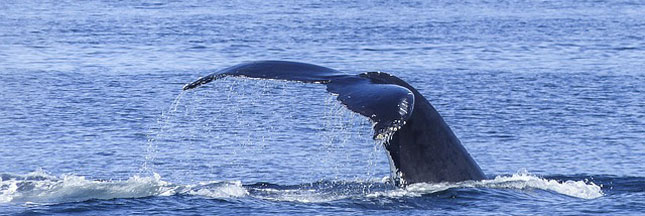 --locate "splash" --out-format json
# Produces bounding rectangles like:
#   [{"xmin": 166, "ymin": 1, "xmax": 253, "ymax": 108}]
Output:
[
  {"xmin": 474, "ymin": 172, "xmax": 604, "ymax": 199},
  {"xmin": 140, "ymin": 91, "xmax": 185, "ymax": 175},
  {"xmin": 368, "ymin": 171, "xmax": 604, "ymax": 199},
  {"xmin": 0, "ymin": 170, "xmax": 247, "ymax": 204},
  {"xmin": 0, "ymin": 170, "xmax": 168, "ymax": 204},
  {"xmin": 155, "ymin": 77, "xmax": 388, "ymax": 184},
  {"xmin": 0, "ymin": 169, "xmax": 604, "ymax": 205}
]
